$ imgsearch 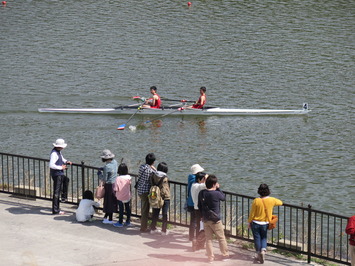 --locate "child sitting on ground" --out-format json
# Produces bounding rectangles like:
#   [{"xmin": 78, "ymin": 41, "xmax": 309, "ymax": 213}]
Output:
[{"xmin": 76, "ymin": 190, "xmax": 100, "ymax": 222}]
